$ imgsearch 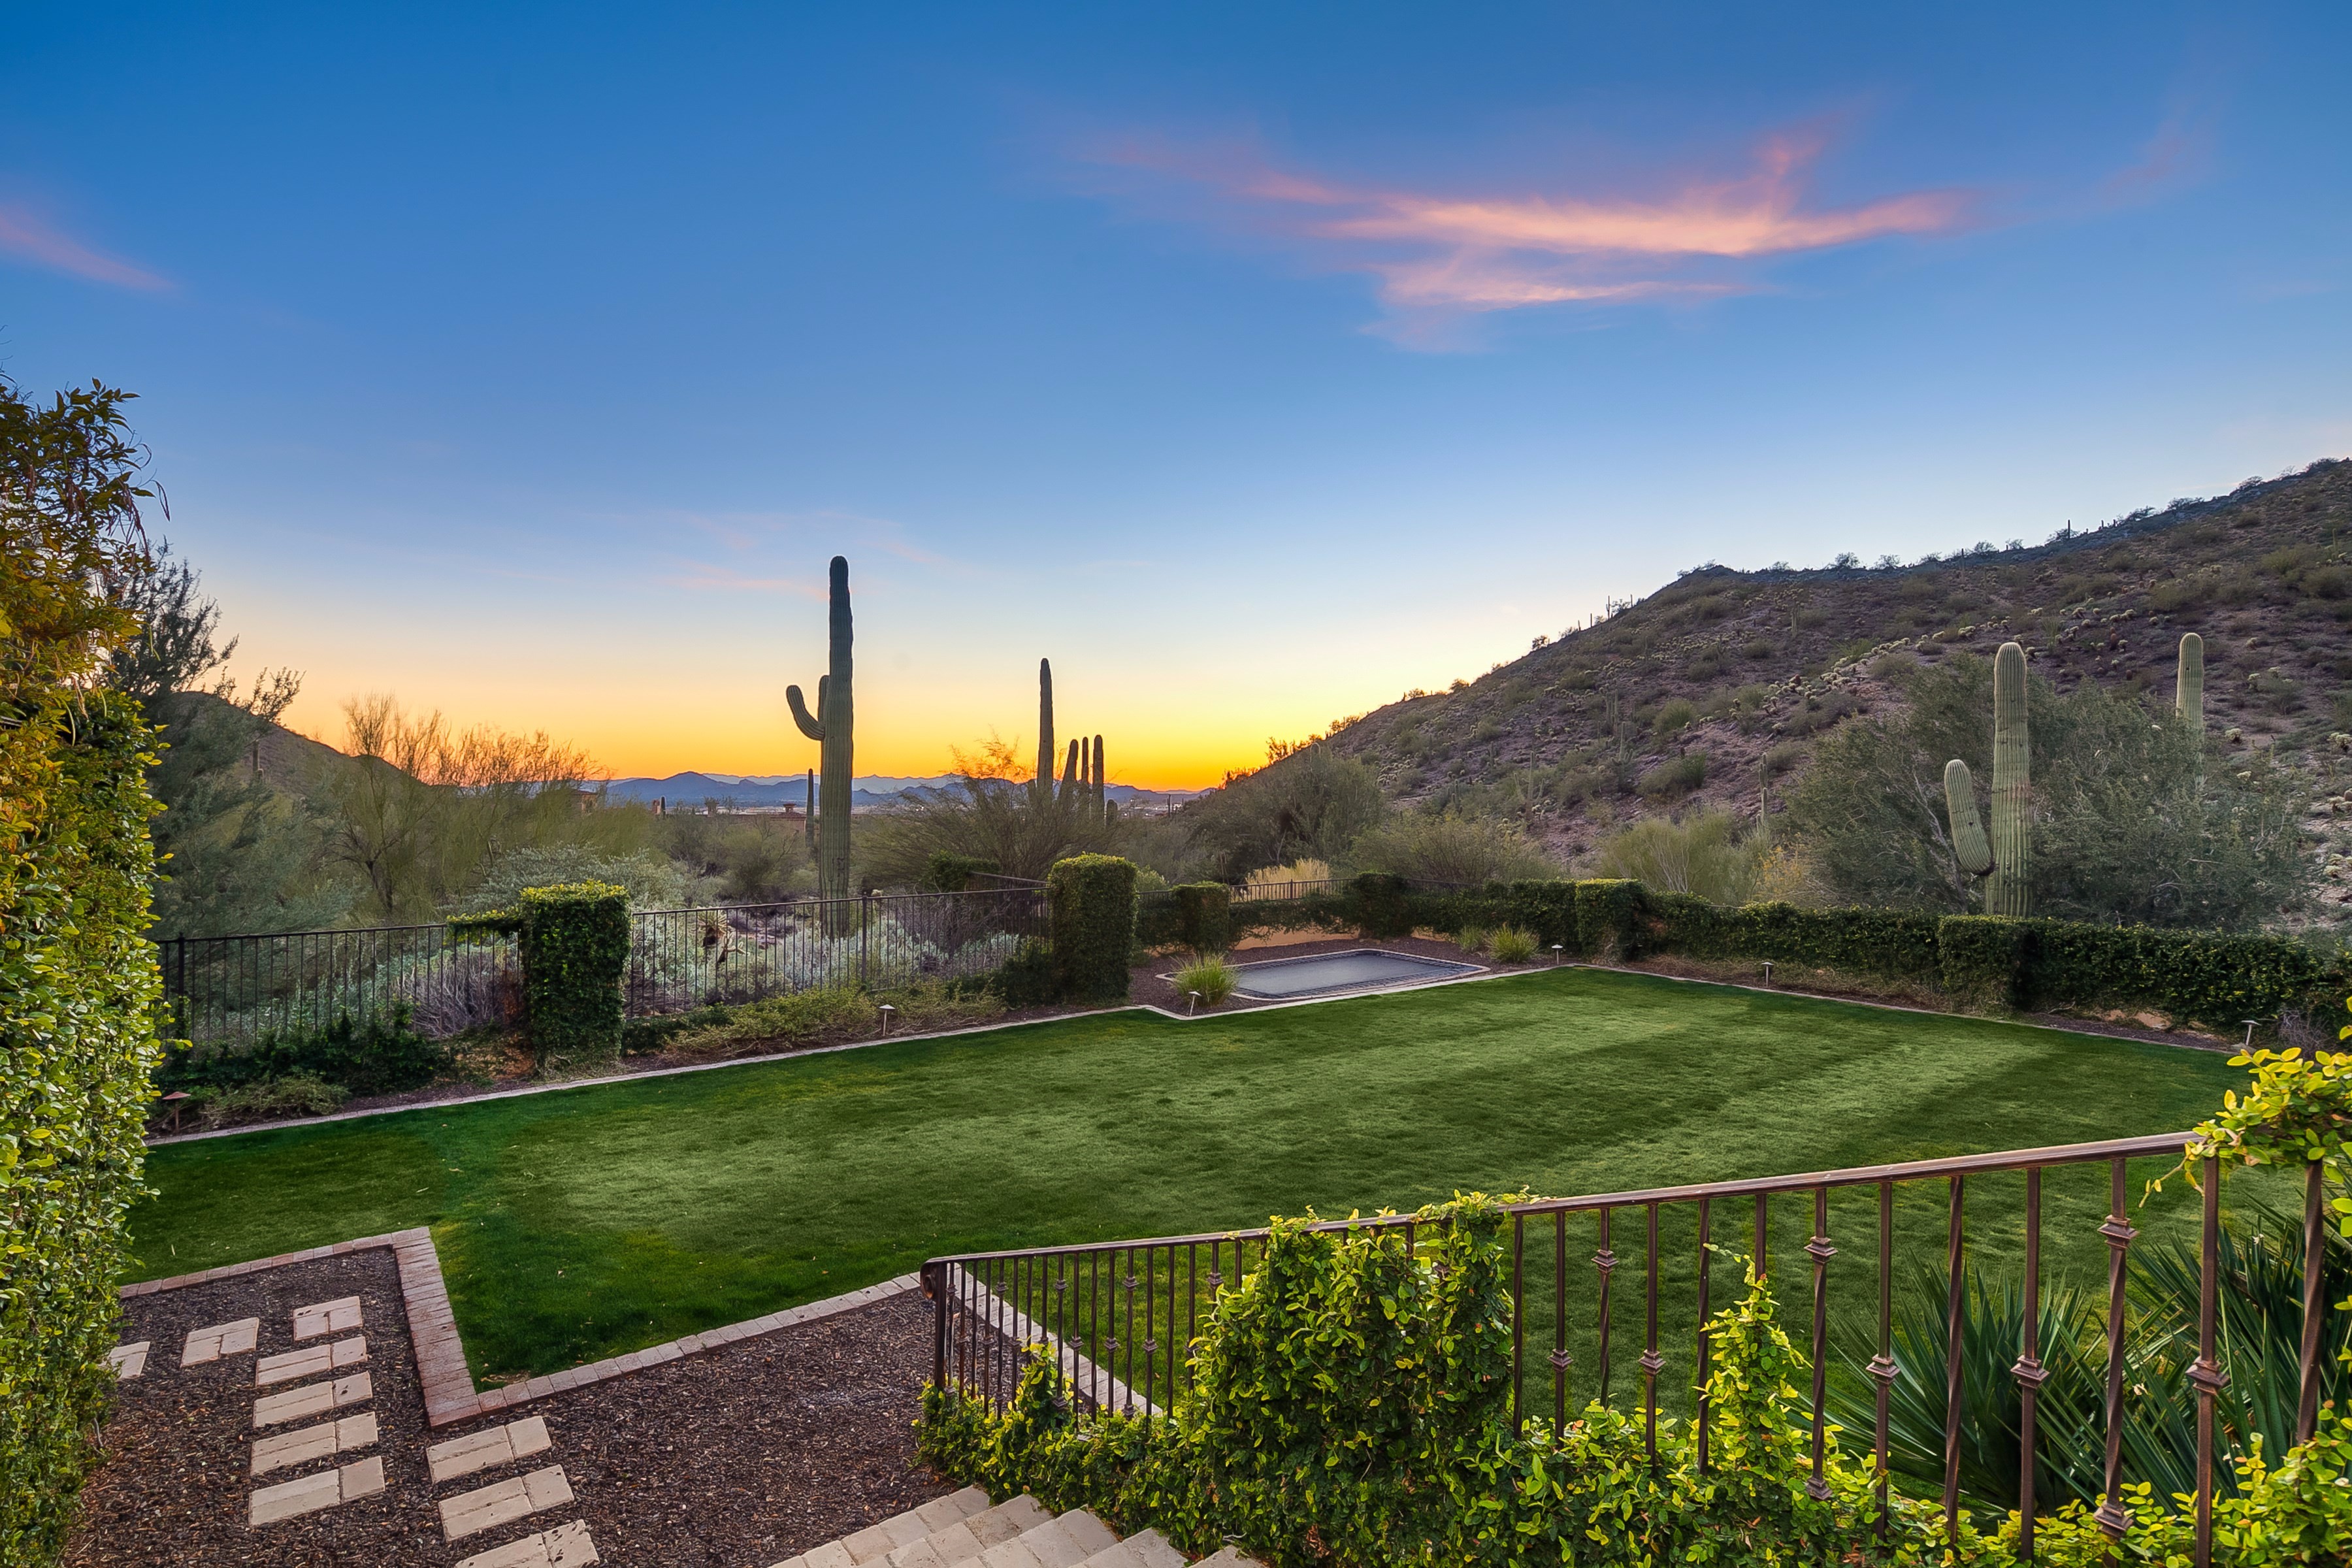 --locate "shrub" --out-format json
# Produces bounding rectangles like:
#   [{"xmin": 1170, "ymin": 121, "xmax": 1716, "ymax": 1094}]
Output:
[
  {"xmin": 158, "ymin": 1007, "xmax": 451, "ymax": 1098},
  {"xmin": 1938, "ymin": 915, "xmax": 2031, "ymax": 1008},
  {"xmin": 1652, "ymin": 697, "xmax": 1697, "ymax": 736},
  {"xmin": 193, "ymin": 1073, "xmax": 348, "ymax": 1130},
  {"xmin": 1454, "ymin": 925, "xmax": 1488, "ymax": 956},
  {"xmin": 1575, "ymin": 878, "xmax": 1650, "ymax": 958},
  {"xmin": 453, "ymin": 881, "xmax": 630, "ymax": 1071},
  {"xmin": 994, "ymin": 937, "xmax": 1060, "ymax": 1007},
  {"xmin": 924, "ymin": 852, "xmax": 1000, "ymax": 892},
  {"xmin": 1349, "ymin": 811, "xmax": 1555, "ymax": 887},
  {"xmin": 1237, "ymin": 858, "xmax": 1330, "ymax": 900},
  {"xmin": 1593, "ymin": 809, "xmax": 1766, "ymax": 904},
  {"xmin": 1171, "ymin": 883, "xmax": 1232, "ymax": 955},
  {"xmin": 1636, "ymin": 751, "xmax": 1707, "ymax": 800},
  {"xmin": 1172, "ymin": 954, "xmax": 1237, "ymax": 1007},
  {"xmin": 1347, "ymin": 872, "xmax": 1412, "ymax": 938},
  {"xmin": 1048, "ymin": 855, "xmax": 1137, "ymax": 1002},
  {"xmin": 1489, "ymin": 926, "xmax": 1537, "ymax": 964}
]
